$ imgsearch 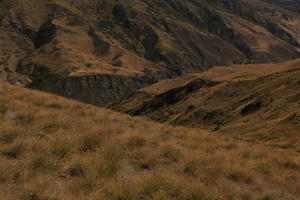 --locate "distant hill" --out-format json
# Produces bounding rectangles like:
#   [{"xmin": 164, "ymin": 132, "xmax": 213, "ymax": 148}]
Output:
[
  {"xmin": 1, "ymin": 1, "xmax": 300, "ymax": 199},
  {"xmin": 1, "ymin": 0, "xmax": 300, "ymax": 106}
]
